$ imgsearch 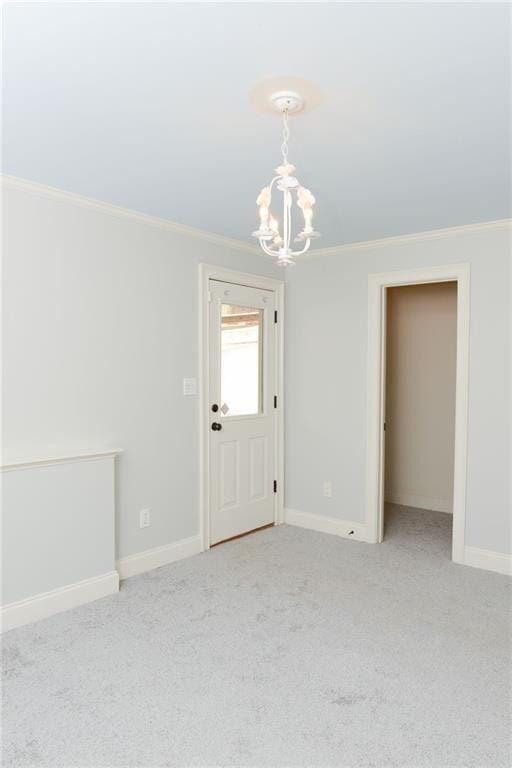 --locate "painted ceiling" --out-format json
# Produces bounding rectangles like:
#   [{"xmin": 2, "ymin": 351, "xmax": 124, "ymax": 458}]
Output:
[{"xmin": 3, "ymin": 2, "xmax": 510, "ymax": 247}]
